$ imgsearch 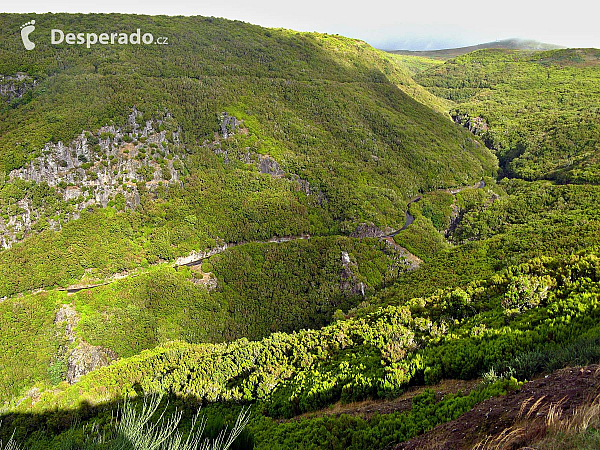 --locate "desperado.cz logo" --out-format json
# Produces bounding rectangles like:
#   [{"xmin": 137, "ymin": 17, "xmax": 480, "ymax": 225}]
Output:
[
  {"xmin": 20, "ymin": 19, "xmax": 168, "ymax": 50},
  {"xmin": 20, "ymin": 20, "xmax": 36, "ymax": 50}
]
